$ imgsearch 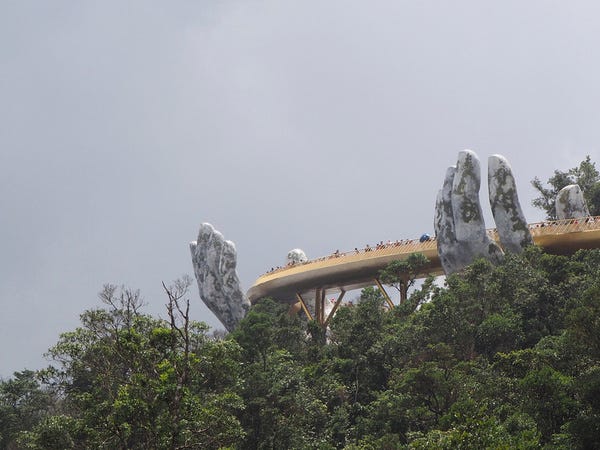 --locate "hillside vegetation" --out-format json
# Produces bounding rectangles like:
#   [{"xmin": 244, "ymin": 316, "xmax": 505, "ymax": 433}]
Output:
[{"xmin": 2, "ymin": 246, "xmax": 600, "ymax": 449}]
